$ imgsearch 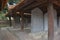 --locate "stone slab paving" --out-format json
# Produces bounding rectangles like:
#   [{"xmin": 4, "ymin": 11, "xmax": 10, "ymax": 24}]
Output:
[
  {"xmin": 54, "ymin": 28, "xmax": 60, "ymax": 40},
  {"xmin": 8, "ymin": 28, "xmax": 60, "ymax": 40},
  {"xmin": 8, "ymin": 30, "xmax": 34, "ymax": 40},
  {"xmin": 8, "ymin": 28, "xmax": 48, "ymax": 40},
  {"xmin": 1, "ymin": 27, "xmax": 60, "ymax": 40},
  {"xmin": 0, "ymin": 28, "xmax": 20, "ymax": 40}
]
